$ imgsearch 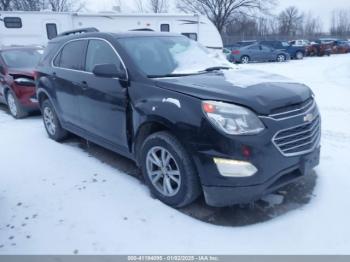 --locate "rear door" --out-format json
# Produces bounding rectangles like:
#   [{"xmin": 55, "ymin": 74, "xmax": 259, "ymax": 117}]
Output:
[
  {"xmin": 78, "ymin": 38, "xmax": 129, "ymax": 150},
  {"xmin": 52, "ymin": 39, "xmax": 88, "ymax": 125}
]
